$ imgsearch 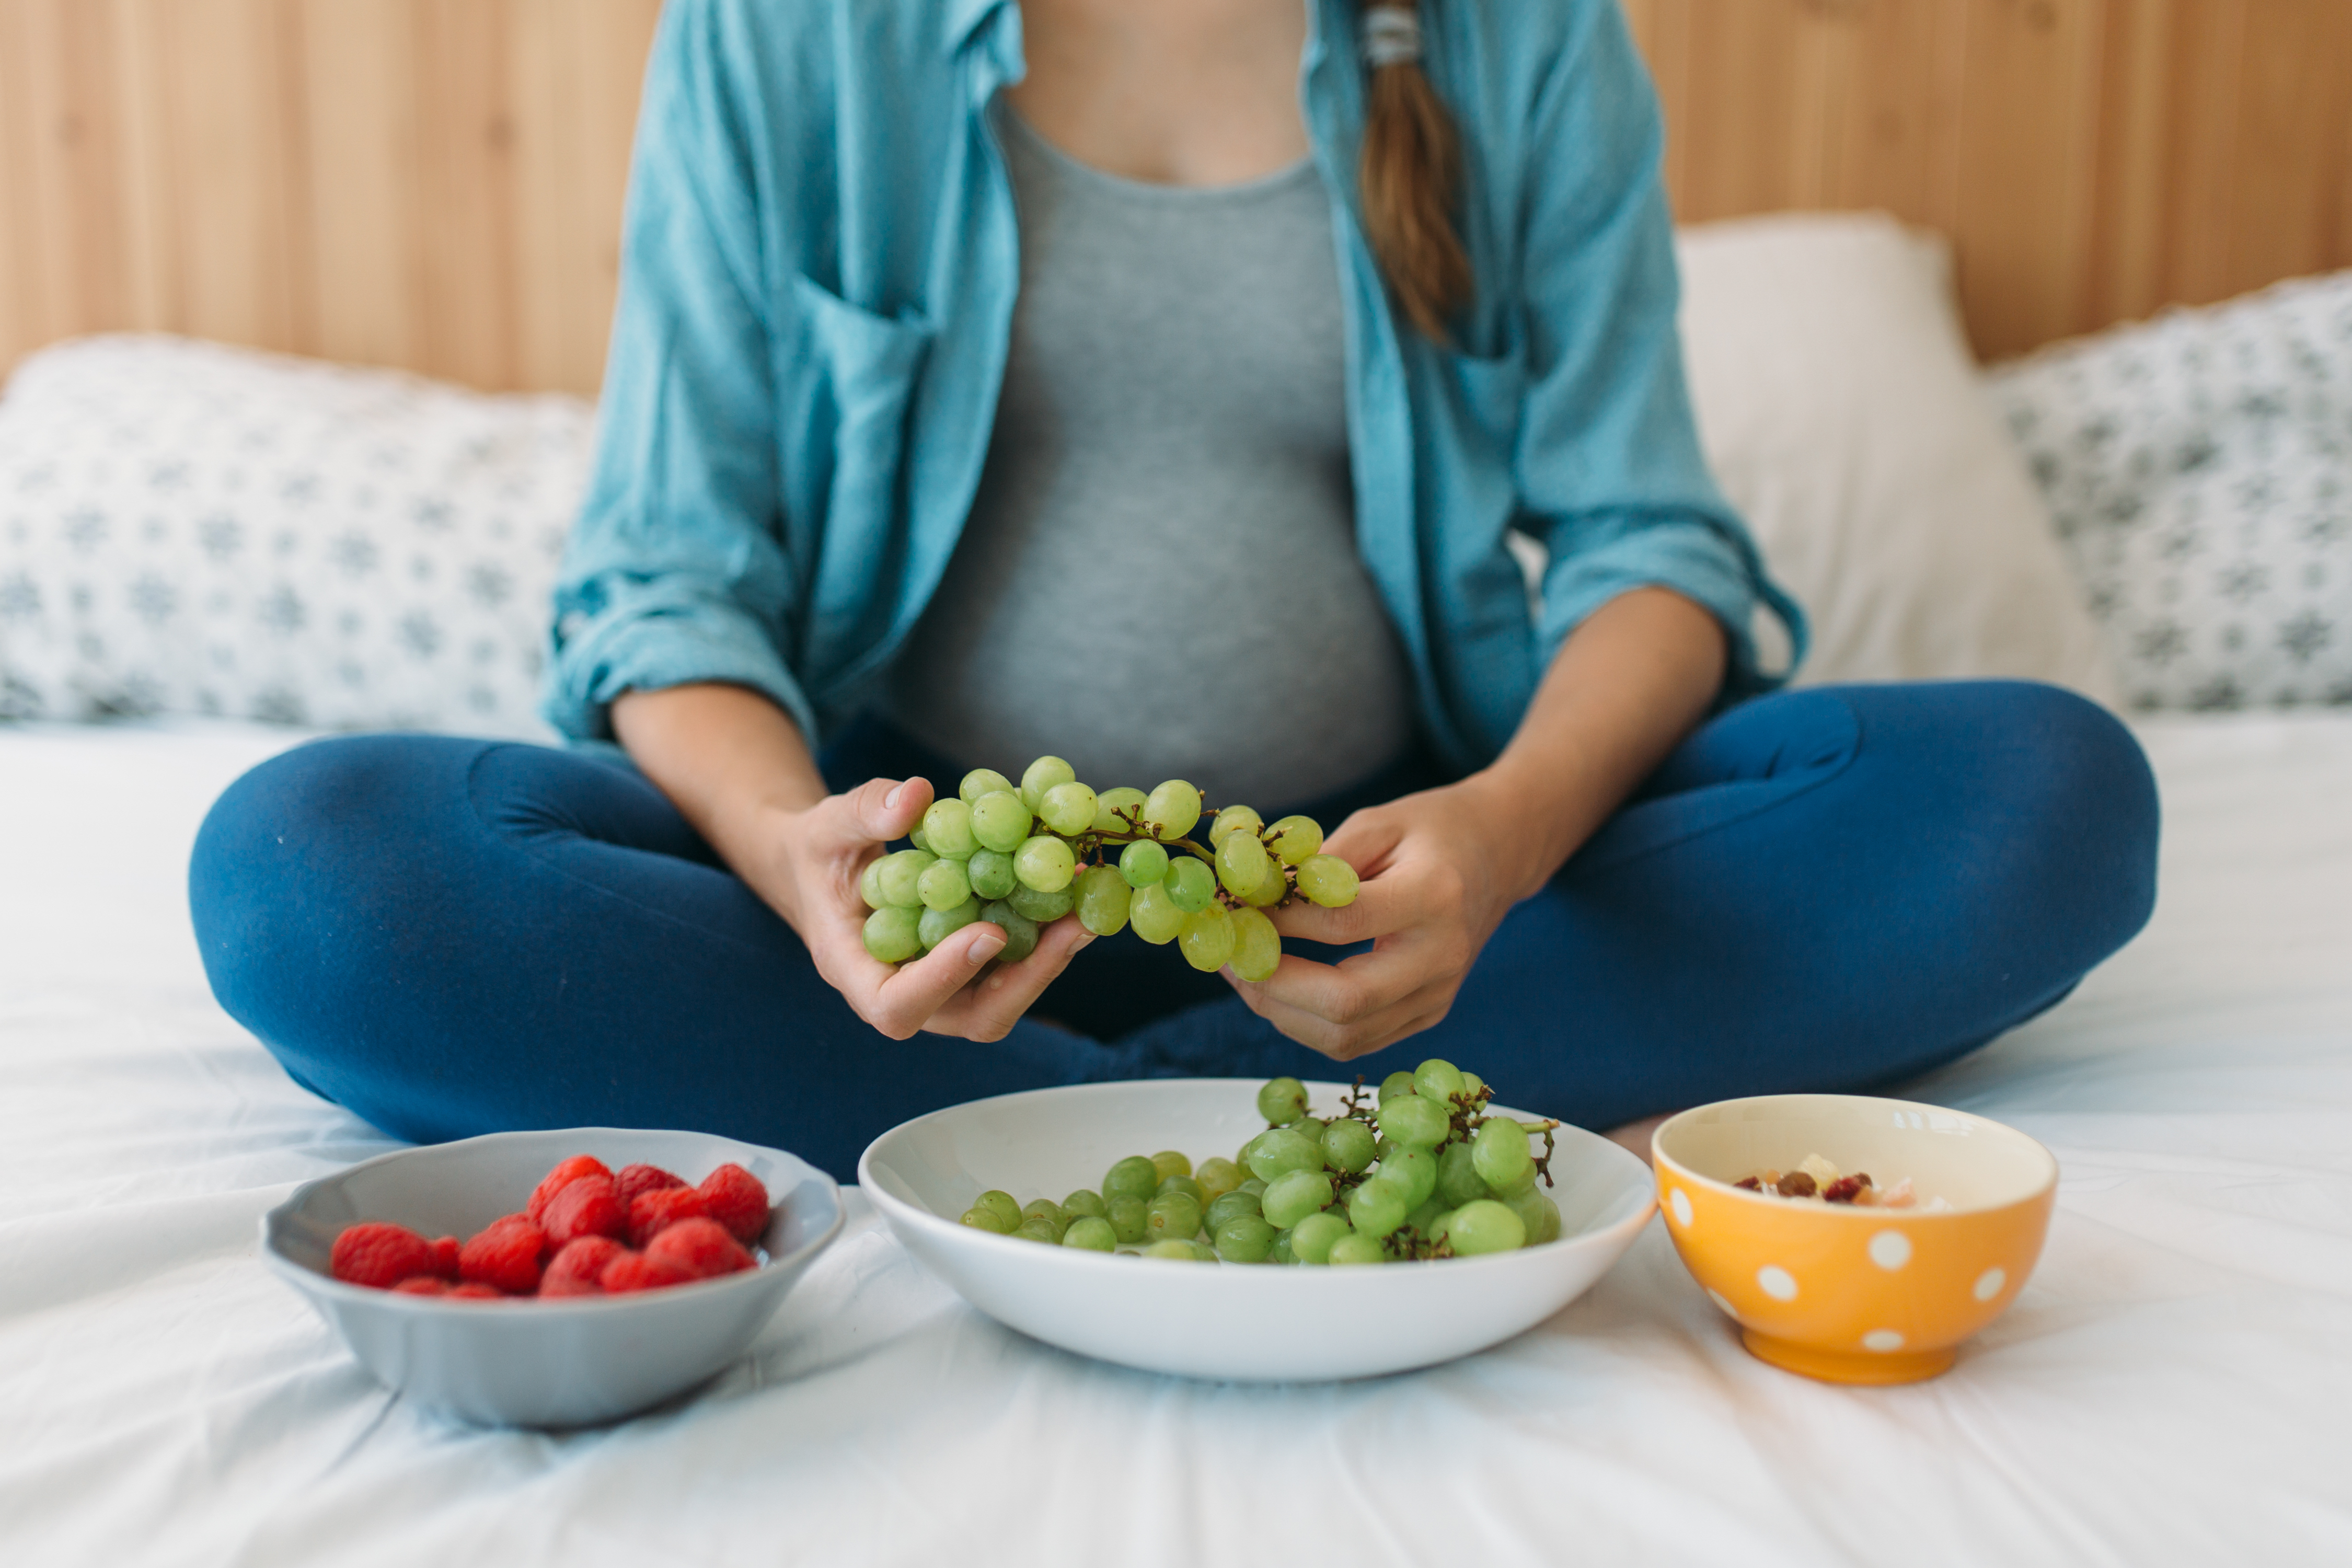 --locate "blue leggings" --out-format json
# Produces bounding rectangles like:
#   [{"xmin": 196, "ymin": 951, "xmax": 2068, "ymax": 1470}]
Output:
[{"xmin": 188, "ymin": 682, "xmax": 2158, "ymax": 1181}]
